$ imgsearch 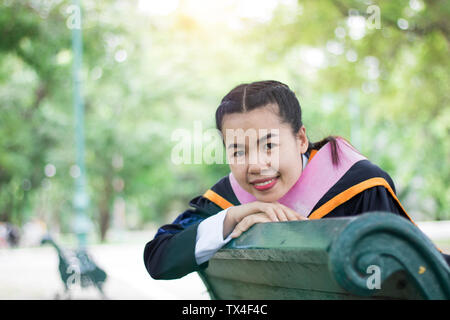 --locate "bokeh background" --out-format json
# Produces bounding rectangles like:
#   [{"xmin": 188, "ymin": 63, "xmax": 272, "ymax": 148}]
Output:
[{"xmin": 0, "ymin": 0, "xmax": 449, "ymax": 299}]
